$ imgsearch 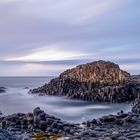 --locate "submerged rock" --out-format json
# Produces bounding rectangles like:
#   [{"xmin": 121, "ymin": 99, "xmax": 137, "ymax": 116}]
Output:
[
  {"xmin": 30, "ymin": 60, "xmax": 140, "ymax": 103},
  {"xmin": 0, "ymin": 87, "xmax": 6, "ymax": 93}
]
